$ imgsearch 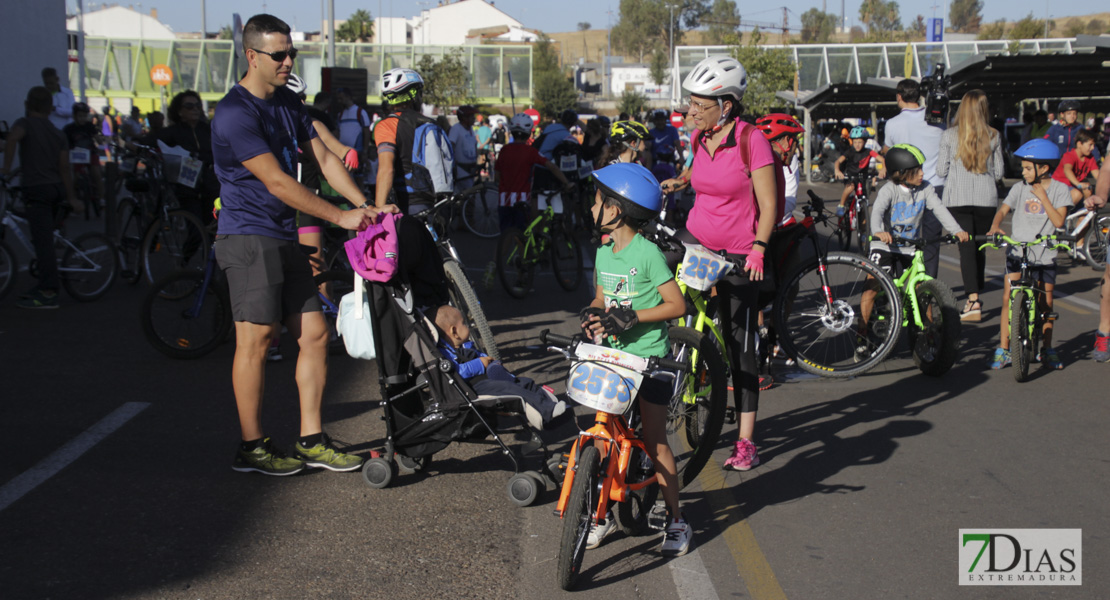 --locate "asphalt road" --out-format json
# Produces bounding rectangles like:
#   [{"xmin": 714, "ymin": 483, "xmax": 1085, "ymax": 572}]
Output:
[{"xmin": 1, "ymin": 181, "xmax": 1106, "ymax": 599}]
